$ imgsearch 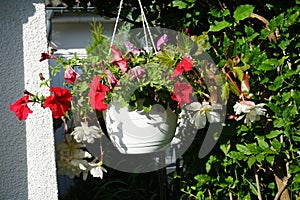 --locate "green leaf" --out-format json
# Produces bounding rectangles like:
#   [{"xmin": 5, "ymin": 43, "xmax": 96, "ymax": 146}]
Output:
[
  {"xmin": 245, "ymin": 26, "xmax": 255, "ymax": 36},
  {"xmin": 247, "ymin": 33, "xmax": 259, "ymax": 42},
  {"xmin": 256, "ymin": 153, "xmax": 265, "ymax": 163},
  {"xmin": 194, "ymin": 174, "xmax": 210, "ymax": 187},
  {"xmin": 266, "ymin": 130, "xmax": 282, "ymax": 139},
  {"xmin": 221, "ymin": 82, "xmax": 230, "ymax": 100},
  {"xmin": 172, "ymin": 0, "xmax": 187, "ymax": 9},
  {"xmin": 258, "ymin": 58, "xmax": 279, "ymax": 71},
  {"xmin": 287, "ymin": 11, "xmax": 300, "ymax": 26},
  {"xmin": 273, "ymin": 118, "xmax": 285, "ymax": 128},
  {"xmin": 236, "ymin": 144, "xmax": 252, "ymax": 155},
  {"xmin": 246, "ymin": 143, "xmax": 260, "ymax": 154},
  {"xmin": 278, "ymin": 40, "xmax": 291, "ymax": 51},
  {"xmin": 258, "ymin": 63, "xmax": 274, "ymax": 71},
  {"xmin": 289, "ymin": 164, "xmax": 300, "ymax": 173},
  {"xmin": 229, "ymin": 151, "xmax": 246, "ymax": 160},
  {"xmin": 209, "ymin": 20, "xmax": 232, "ymax": 32},
  {"xmin": 266, "ymin": 155, "xmax": 275, "ymax": 165},
  {"xmin": 282, "ymin": 92, "xmax": 291, "ymax": 102},
  {"xmin": 258, "ymin": 139, "xmax": 269, "ymax": 150},
  {"xmin": 247, "ymin": 156, "xmax": 256, "ymax": 168},
  {"xmin": 225, "ymin": 176, "xmax": 234, "ymax": 184},
  {"xmin": 234, "ymin": 5, "xmax": 255, "ymax": 22},
  {"xmin": 271, "ymin": 139, "xmax": 281, "ymax": 151},
  {"xmin": 268, "ymin": 76, "xmax": 284, "ymax": 91},
  {"xmin": 232, "ymin": 67, "xmax": 244, "ymax": 82},
  {"xmin": 292, "ymin": 135, "xmax": 300, "ymax": 142}
]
